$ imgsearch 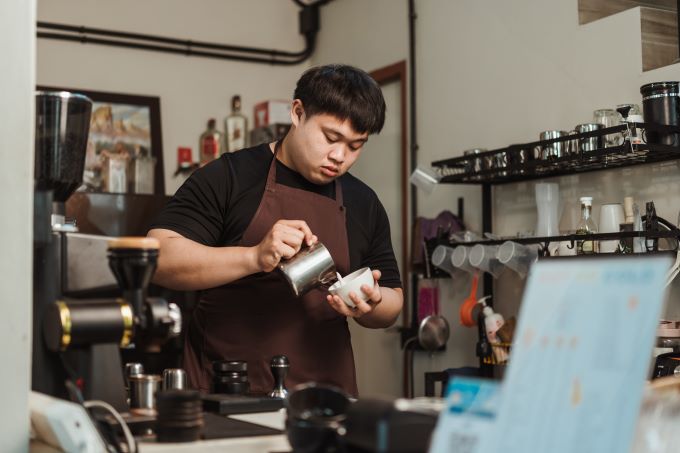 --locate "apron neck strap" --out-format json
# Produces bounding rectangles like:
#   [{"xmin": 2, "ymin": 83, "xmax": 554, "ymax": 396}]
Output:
[{"xmin": 265, "ymin": 140, "xmax": 344, "ymax": 206}]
